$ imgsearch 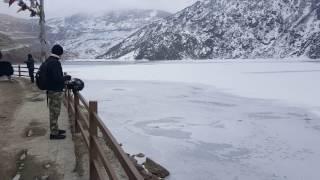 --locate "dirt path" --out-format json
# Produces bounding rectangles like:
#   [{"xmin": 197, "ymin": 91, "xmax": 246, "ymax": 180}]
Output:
[
  {"xmin": 0, "ymin": 79, "xmax": 24, "ymax": 178},
  {"xmin": 0, "ymin": 78, "xmax": 86, "ymax": 180}
]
